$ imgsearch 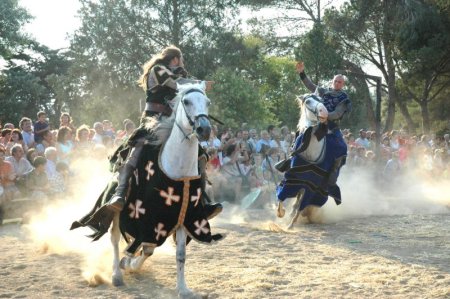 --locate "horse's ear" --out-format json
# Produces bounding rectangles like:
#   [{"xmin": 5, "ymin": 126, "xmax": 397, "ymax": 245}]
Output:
[
  {"xmin": 199, "ymin": 80, "xmax": 207, "ymax": 91},
  {"xmin": 296, "ymin": 95, "xmax": 305, "ymax": 105}
]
